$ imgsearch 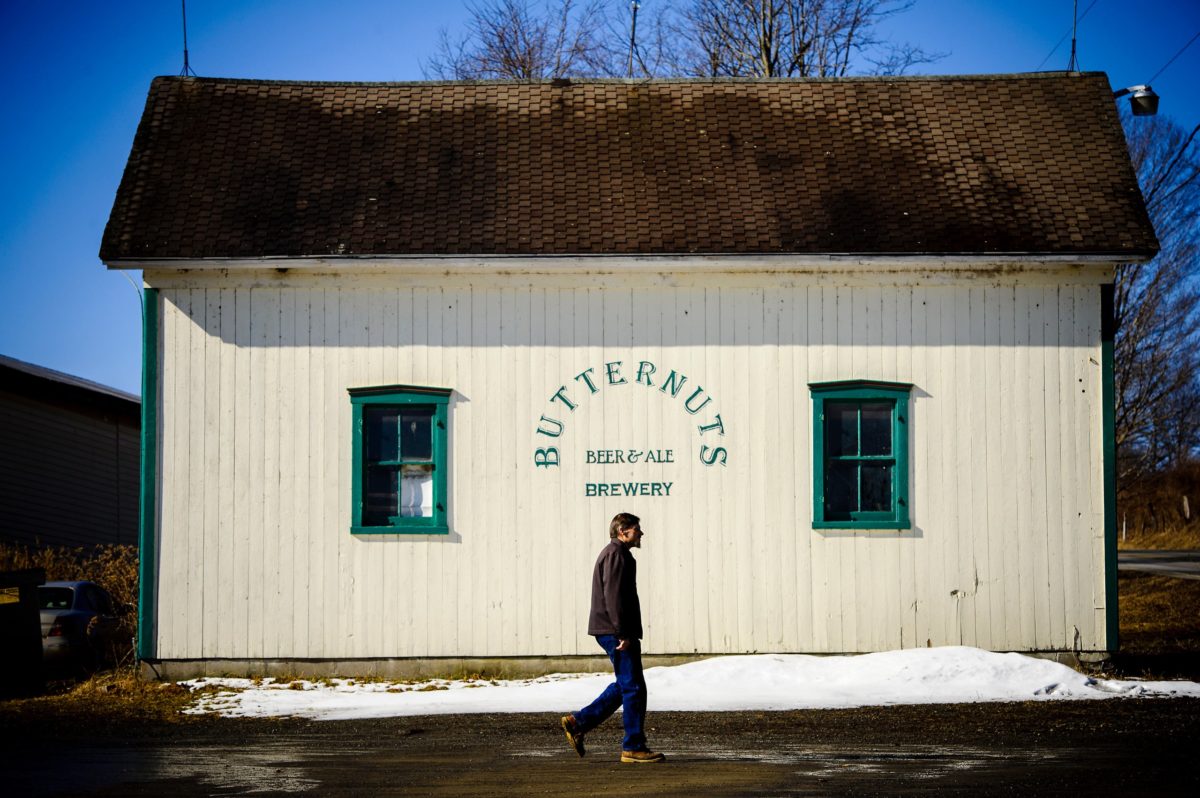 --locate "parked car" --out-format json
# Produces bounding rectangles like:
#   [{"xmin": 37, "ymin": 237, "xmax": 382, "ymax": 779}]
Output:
[{"xmin": 38, "ymin": 581, "xmax": 122, "ymax": 673}]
